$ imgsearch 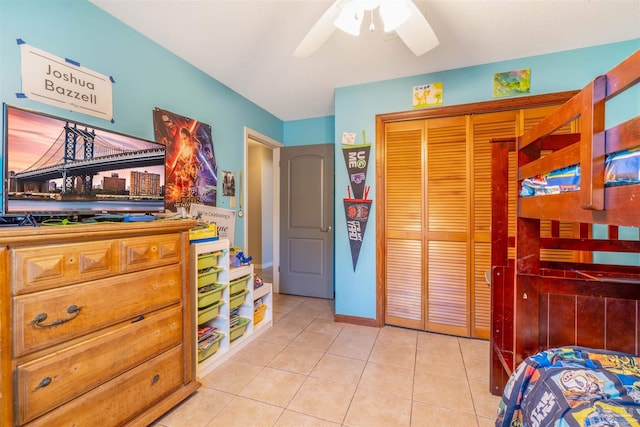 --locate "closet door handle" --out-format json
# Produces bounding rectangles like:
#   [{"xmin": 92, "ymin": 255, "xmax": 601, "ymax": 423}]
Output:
[{"xmin": 320, "ymin": 225, "xmax": 332, "ymax": 232}]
